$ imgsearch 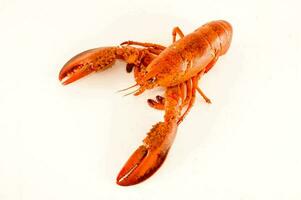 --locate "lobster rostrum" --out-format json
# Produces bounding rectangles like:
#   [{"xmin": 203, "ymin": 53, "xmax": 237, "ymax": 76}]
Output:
[{"xmin": 59, "ymin": 20, "xmax": 233, "ymax": 186}]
